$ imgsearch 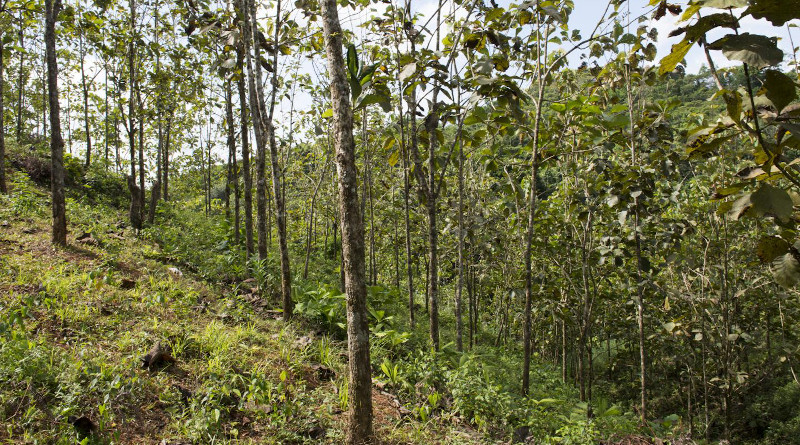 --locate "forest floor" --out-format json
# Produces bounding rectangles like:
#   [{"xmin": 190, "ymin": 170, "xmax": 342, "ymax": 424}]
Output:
[{"xmin": 0, "ymin": 170, "xmax": 487, "ymax": 444}]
